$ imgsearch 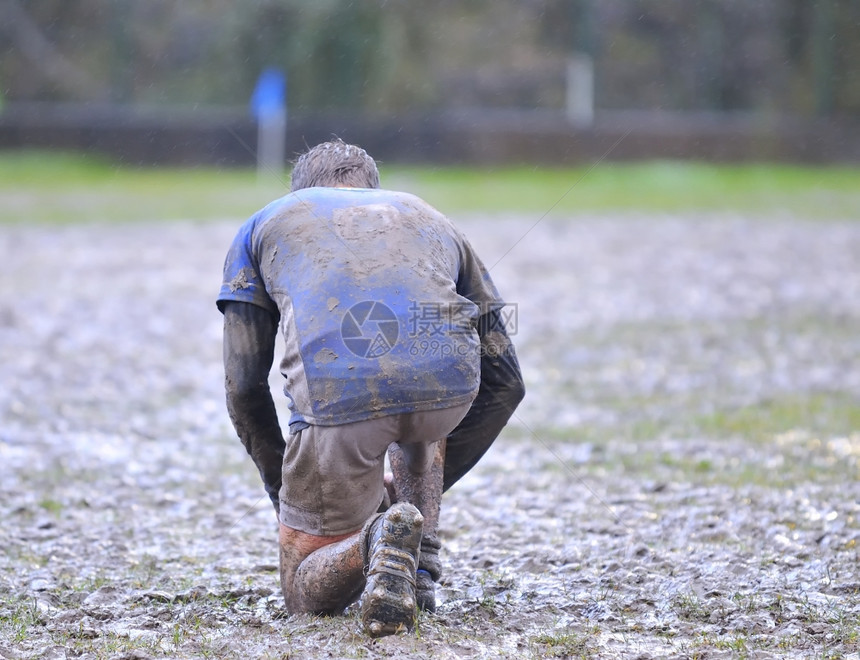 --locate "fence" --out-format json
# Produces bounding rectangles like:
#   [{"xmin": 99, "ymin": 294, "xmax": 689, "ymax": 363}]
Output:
[{"xmin": 1, "ymin": 103, "xmax": 858, "ymax": 166}]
